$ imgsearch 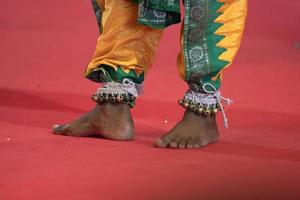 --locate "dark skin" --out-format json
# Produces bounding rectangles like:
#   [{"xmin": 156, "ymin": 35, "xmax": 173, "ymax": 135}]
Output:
[
  {"xmin": 53, "ymin": 104, "xmax": 134, "ymax": 140},
  {"xmin": 155, "ymin": 110, "xmax": 219, "ymax": 149},
  {"xmin": 53, "ymin": 103, "xmax": 219, "ymax": 149}
]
